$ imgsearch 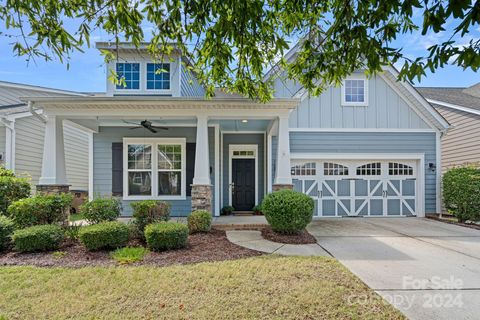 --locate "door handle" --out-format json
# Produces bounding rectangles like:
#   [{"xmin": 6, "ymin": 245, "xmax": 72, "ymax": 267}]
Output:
[
  {"xmin": 230, "ymin": 183, "xmax": 235, "ymax": 192},
  {"xmin": 317, "ymin": 190, "xmax": 323, "ymax": 198},
  {"xmin": 383, "ymin": 190, "xmax": 388, "ymax": 198}
]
